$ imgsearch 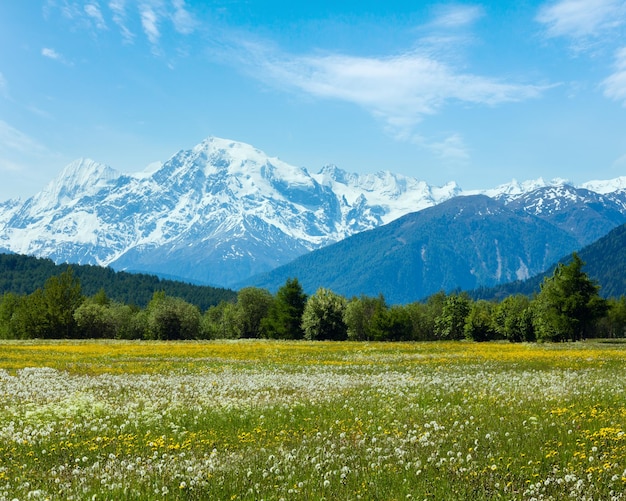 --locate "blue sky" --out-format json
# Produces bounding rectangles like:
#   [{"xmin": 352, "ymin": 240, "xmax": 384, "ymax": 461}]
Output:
[{"xmin": 1, "ymin": 1, "xmax": 626, "ymax": 201}]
